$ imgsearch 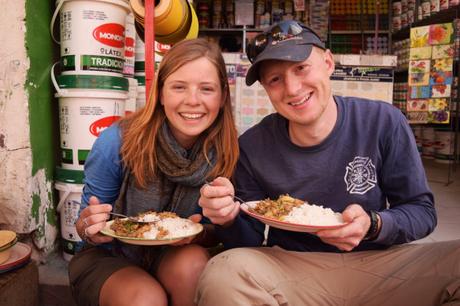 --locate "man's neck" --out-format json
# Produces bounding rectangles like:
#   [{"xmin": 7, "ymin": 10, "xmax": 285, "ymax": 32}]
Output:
[{"xmin": 288, "ymin": 98, "xmax": 338, "ymax": 147}]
